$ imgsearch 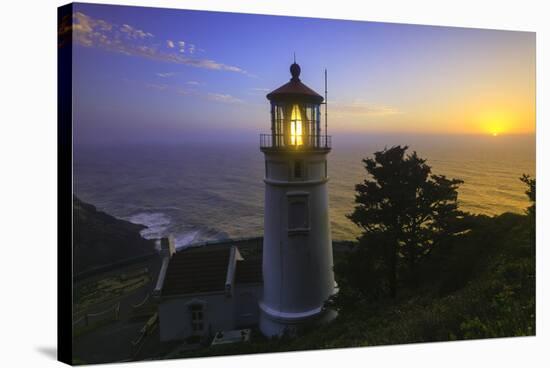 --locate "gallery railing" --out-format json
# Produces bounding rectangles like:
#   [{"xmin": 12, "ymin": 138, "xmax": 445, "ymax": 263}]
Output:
[{"xmin": 260, "ymin": 134, "xmax": 331, "ymax": 150}]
